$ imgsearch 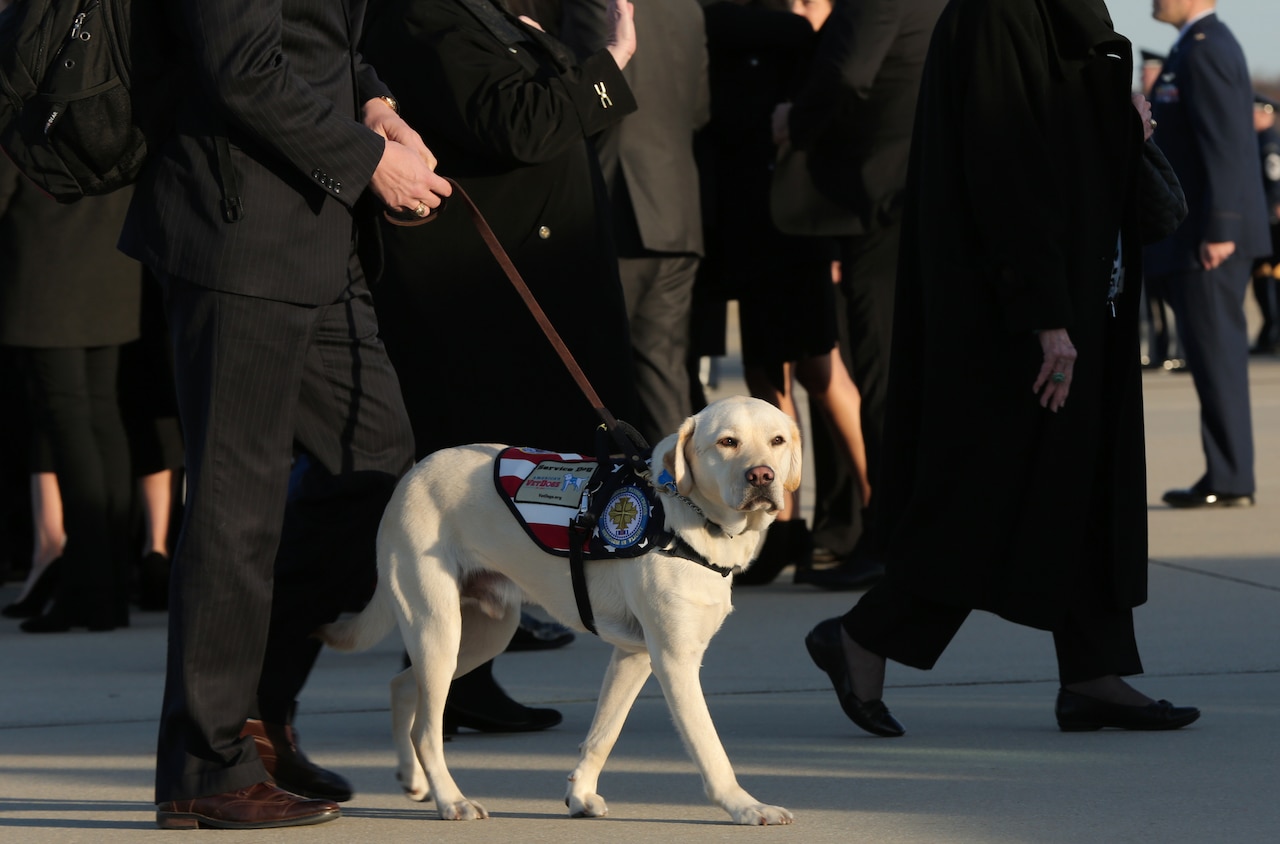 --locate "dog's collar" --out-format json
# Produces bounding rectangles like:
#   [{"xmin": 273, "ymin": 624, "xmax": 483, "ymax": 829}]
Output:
[
  {"xmin": 659, "ymin": 534, "xmax": 736, "ymax": 577},
  {"xmin": 649, "ymin": 466, "xmax": 740, "ymax": 540}
]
